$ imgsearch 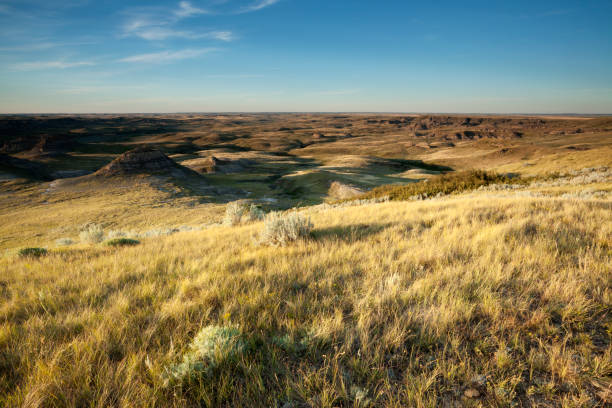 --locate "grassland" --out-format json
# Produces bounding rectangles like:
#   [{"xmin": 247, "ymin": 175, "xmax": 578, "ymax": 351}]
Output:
[
  {"xmin": 1, "ymin": 193, "xmax": 610, "ymax": 407},
  {"xmin": 0, "ymin": 114, "xmax": 611, "ymax": 407}
]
